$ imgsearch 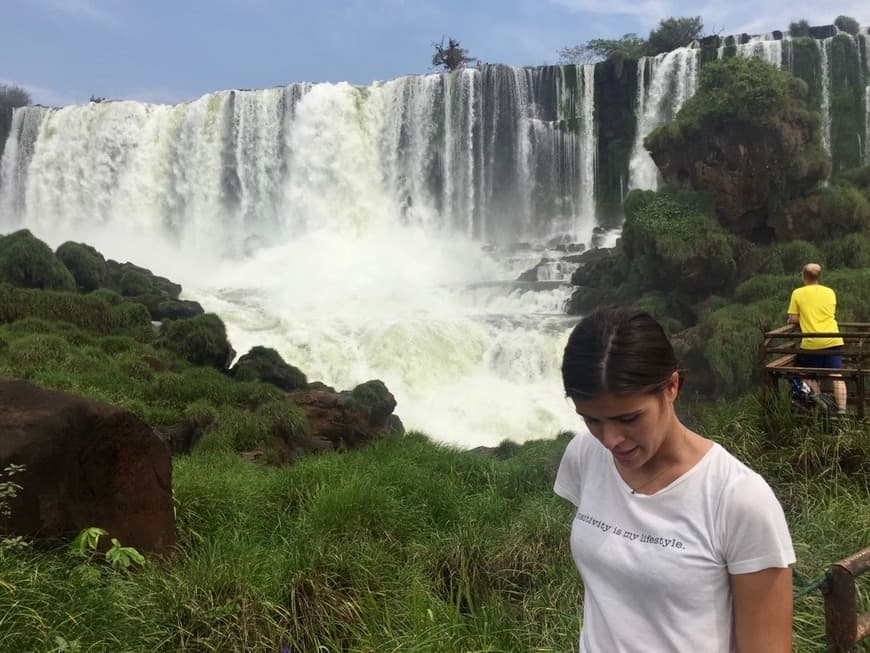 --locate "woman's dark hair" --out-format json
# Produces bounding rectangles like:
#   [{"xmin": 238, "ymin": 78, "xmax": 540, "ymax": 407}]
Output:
[{"xmin": 561, "ymin": 306, "xmax": 683, "ymax": 400}]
